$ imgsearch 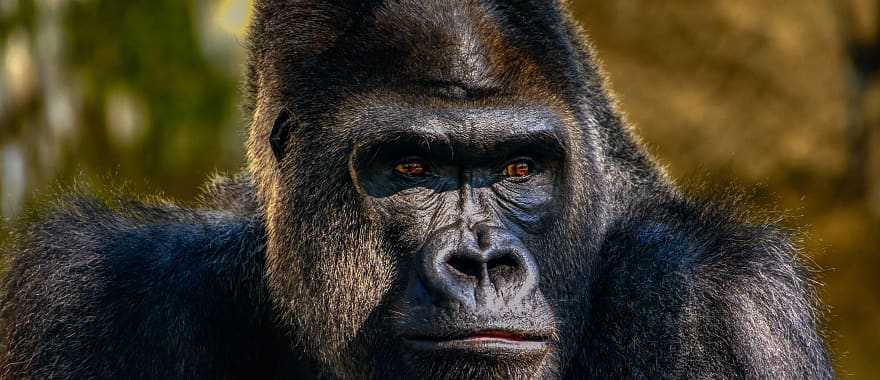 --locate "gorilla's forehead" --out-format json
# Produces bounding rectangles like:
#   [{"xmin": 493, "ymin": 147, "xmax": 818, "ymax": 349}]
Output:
[{"xmin": 344, "ymin": 103, "xmax": 566, "ymax": 152}]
